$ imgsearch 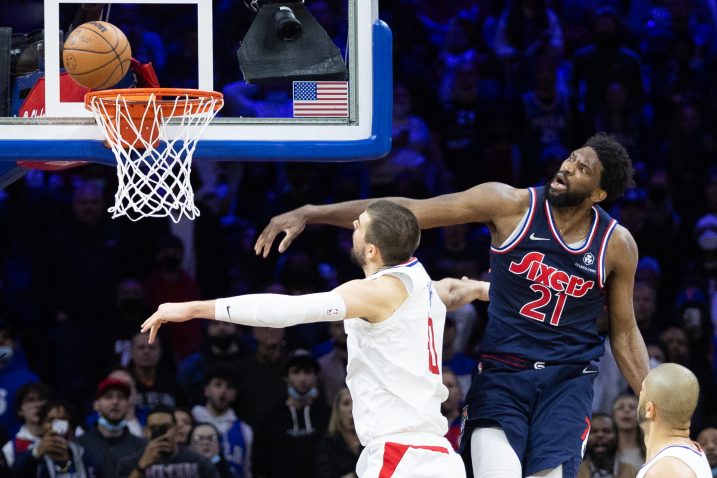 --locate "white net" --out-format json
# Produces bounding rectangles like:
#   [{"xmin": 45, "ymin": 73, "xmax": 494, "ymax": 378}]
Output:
[{"xmin": 86, "ymin": 89, "xmax": 223, "ymax": 222}]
